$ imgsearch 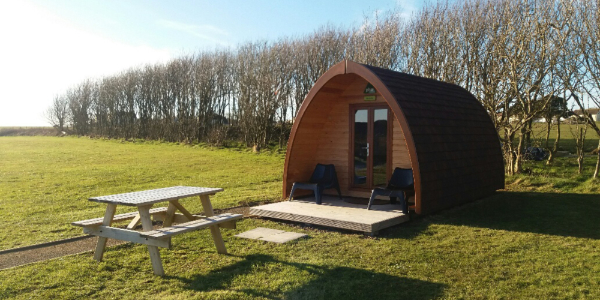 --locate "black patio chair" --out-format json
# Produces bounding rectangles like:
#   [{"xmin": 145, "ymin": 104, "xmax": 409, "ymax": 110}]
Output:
[
  {"xmin": 367, "ymin": 168, "xmax": 414, "ymax": 214},
  {"xmin": 288, "ymin": 164, "xmax": 342, "ymax": 205}
]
